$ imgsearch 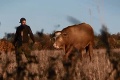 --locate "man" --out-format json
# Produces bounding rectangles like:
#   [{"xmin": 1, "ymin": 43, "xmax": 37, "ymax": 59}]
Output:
[
  {"xmin": 13, "ymin": 18, "xmax": 35, "ymax": 46},
  {"xmin": 13, "ymin": 18, "xmax": 35, "ymax": 79}
]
